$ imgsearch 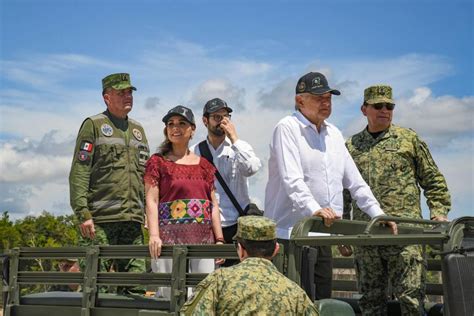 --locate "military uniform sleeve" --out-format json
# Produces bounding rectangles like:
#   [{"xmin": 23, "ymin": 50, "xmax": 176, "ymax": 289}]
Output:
[
  {"xmin": 180, "ymin": 271, "xmax": 219, "ymax": 315},
  {"xmin": 414, "ymin": 135, "xmax": 451, "ymax": 218},
  {"xmin": 69, "ymin": 119, "xmax": 96, "ymax": 222}
]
